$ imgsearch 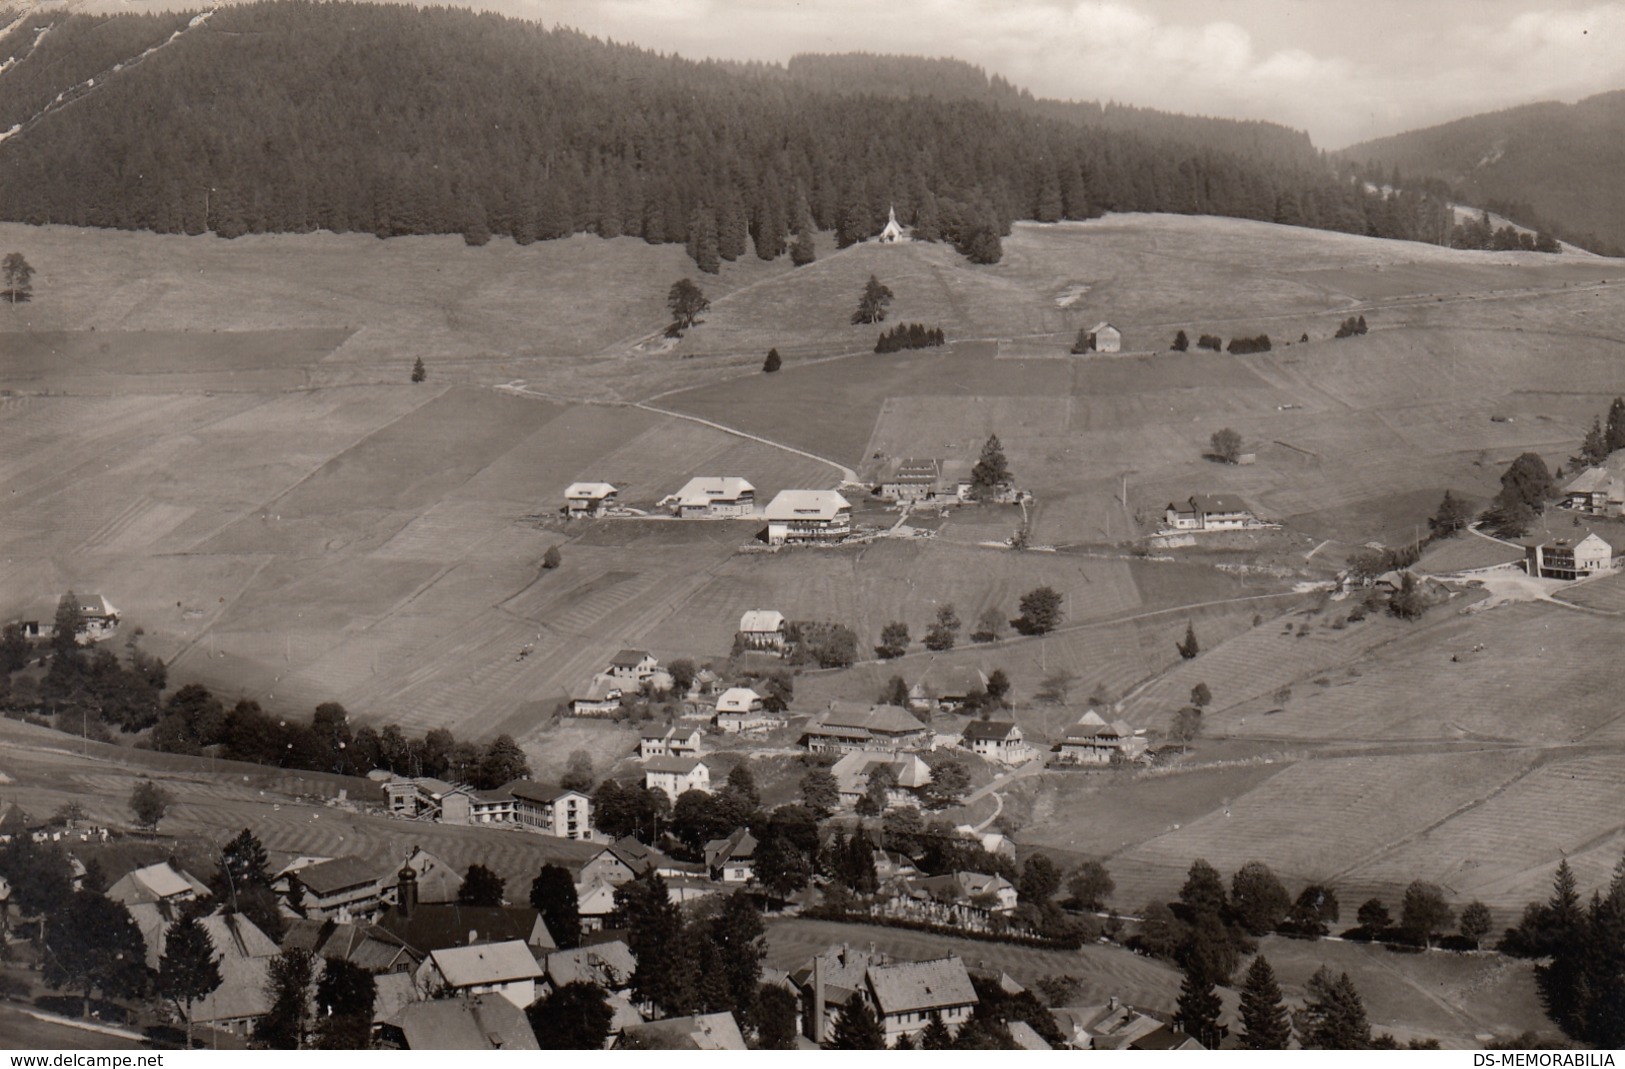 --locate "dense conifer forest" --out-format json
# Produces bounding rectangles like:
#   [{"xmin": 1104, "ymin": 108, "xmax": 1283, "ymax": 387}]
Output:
[{"xmin": 0, "ymin": 2, "xmax": 1457, "ymax": 265}]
